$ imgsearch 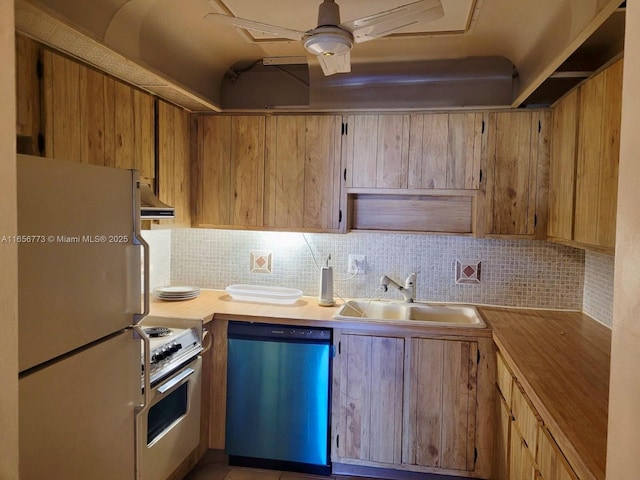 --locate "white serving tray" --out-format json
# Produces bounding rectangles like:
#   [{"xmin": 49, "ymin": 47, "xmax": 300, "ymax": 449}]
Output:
[{"xmin": 225, "ymin": 284, "xmax": 303, "ymax": 305}]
